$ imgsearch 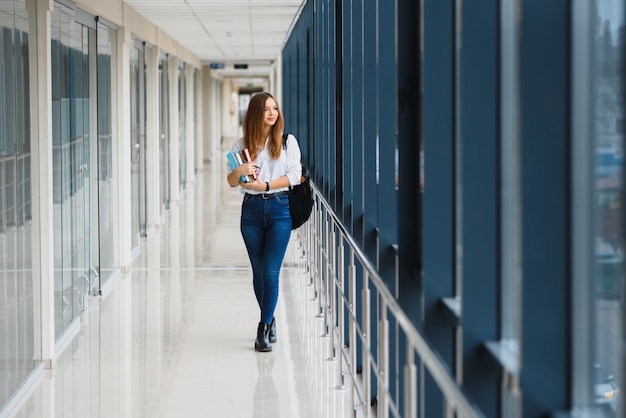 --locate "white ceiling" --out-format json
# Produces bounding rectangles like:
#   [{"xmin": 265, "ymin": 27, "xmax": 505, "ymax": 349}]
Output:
[{"xmin": 124, "ymin": 0, "xmax": 305, "ymax": 77}]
